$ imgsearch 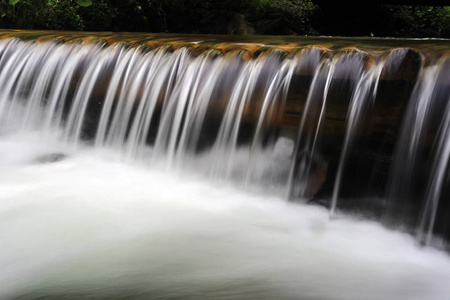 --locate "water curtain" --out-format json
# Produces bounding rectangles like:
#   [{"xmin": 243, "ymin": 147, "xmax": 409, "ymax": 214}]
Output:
[{"xmin": 0, "ymin": 30, "xmax": 449, "ymax": 247}]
